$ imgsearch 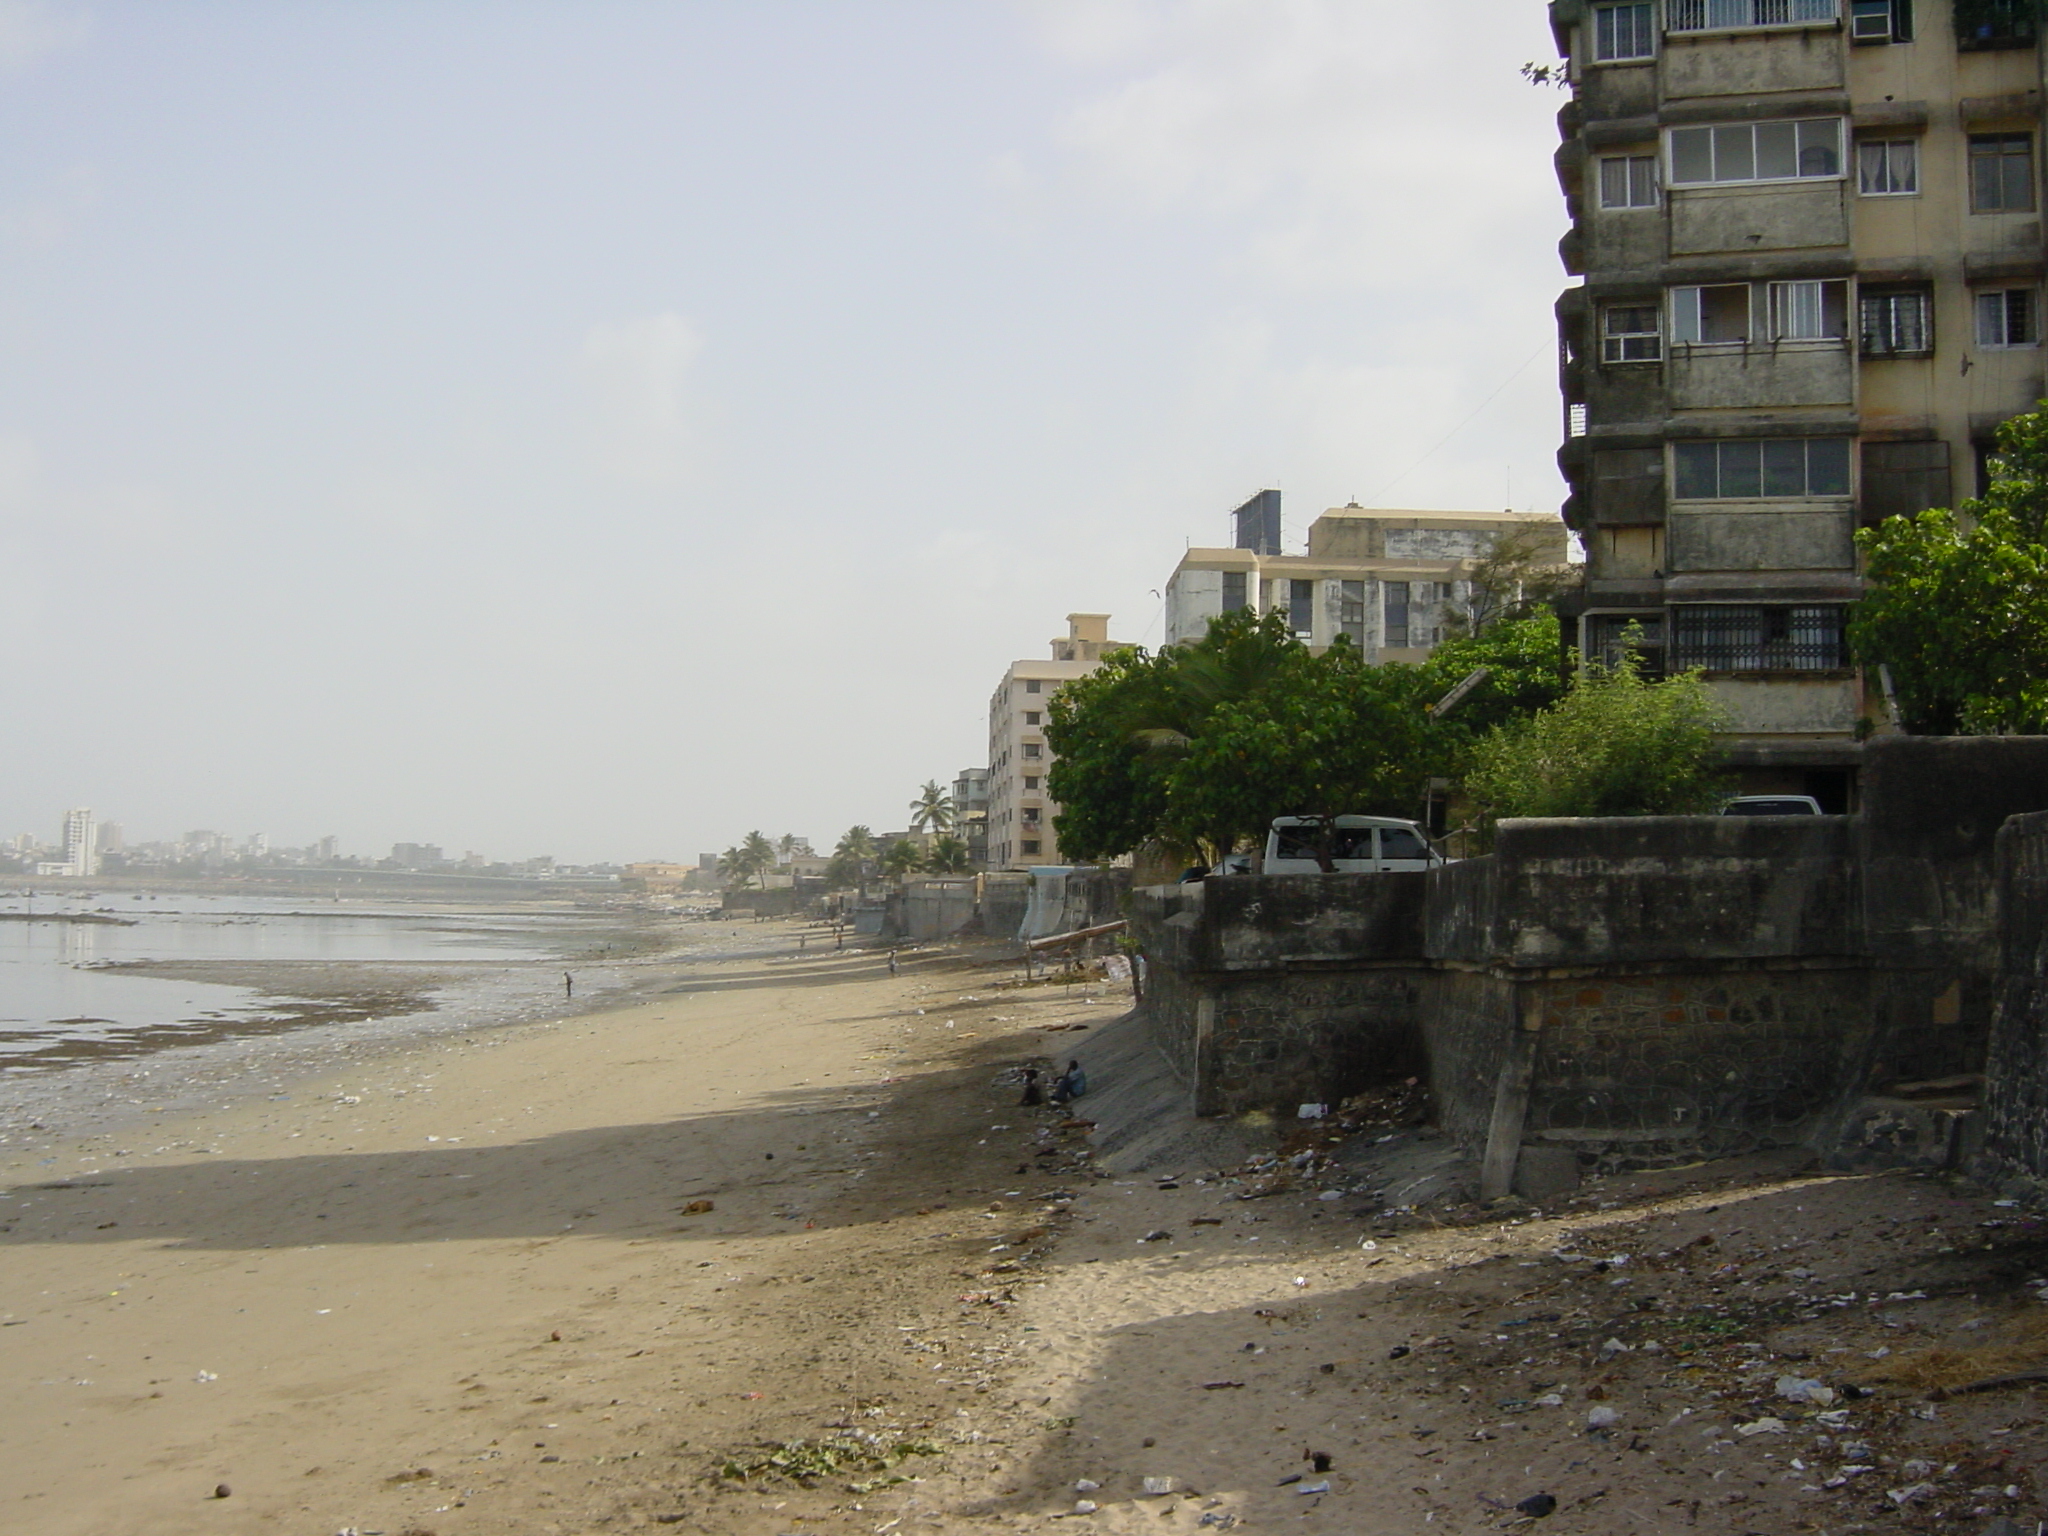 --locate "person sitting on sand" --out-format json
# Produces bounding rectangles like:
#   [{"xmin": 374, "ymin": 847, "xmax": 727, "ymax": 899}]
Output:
[
  {"xmin": 1050, "ymin": 1059, "xmax": 1086, "ymax": 1104},
  {"xmin": 1017, "ymin": 1068, "xmax": 1043, "ymax": 1107}
]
